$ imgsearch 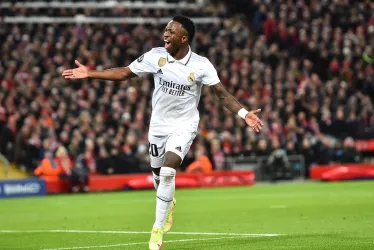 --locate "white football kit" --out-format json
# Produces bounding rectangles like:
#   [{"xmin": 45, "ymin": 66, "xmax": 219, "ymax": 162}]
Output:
[{"xmin": 129, "ymin": 47, "xmax": 220, "ymax": 168}]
